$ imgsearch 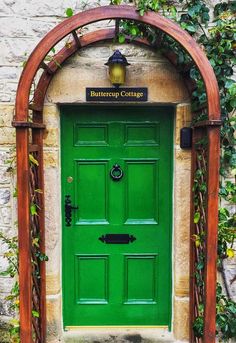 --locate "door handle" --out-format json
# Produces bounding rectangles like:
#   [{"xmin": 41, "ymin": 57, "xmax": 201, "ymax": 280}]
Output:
[{"xmin": 65, "ymin": 195, "xmax": 78, "ymax": 227}]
